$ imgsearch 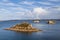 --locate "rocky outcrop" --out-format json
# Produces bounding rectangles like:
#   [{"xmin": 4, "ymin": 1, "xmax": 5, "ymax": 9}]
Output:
[
  {"xmin": 47, "ymin": 20, "xmax": 55, "ymax": 24},
  {"xmin": 33, "ymin": 19, "xmax": 40, "ymax": 23},
  {"xmin": 5, "ymin": 22, "xmax": 41, "ymax": 32}
]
